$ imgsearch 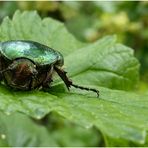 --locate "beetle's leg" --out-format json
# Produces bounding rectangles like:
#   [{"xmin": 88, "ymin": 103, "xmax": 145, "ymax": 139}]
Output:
[
  {"xmin": 0, "ymin": 61, "xmax": 19, "ymax": 74},
  {"xmin": 54, "ymin": 66, "xmax": 99, "ymax": 97},
  {"xmin": 43, "ymin": 66, "xmax": 53, "ymax": 86},
  {"xmin": 28, "ymin": 74, "xmax": 44, "ymax": 90},
  {"xmin": 0, "ymin": 68, "xmax": 10, "ymax": 73},
  {"xmin": 28, "ymin": 76, "xmax": 33, "ymax": 90},
  {"xmin": 28, "ymin": 74, "xmax": 38, "ymax": 90},
  {"xmin": 42, "ymin": 78, "xmax": 53, "ymax": 89},
  {"xmin": 42, "ymin": 66, "xmax": 54, "ymax": 87},
  {"xmin": 54, "ymin": 66, "xmax": 72, "ymax": 90},
  {"xmin": 0, "ymin": 67, "xmax": 12, "ymax": 75},
  {"xmin": 0, "ymin": 68, "xmax": 11, "ymax": 83}
]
